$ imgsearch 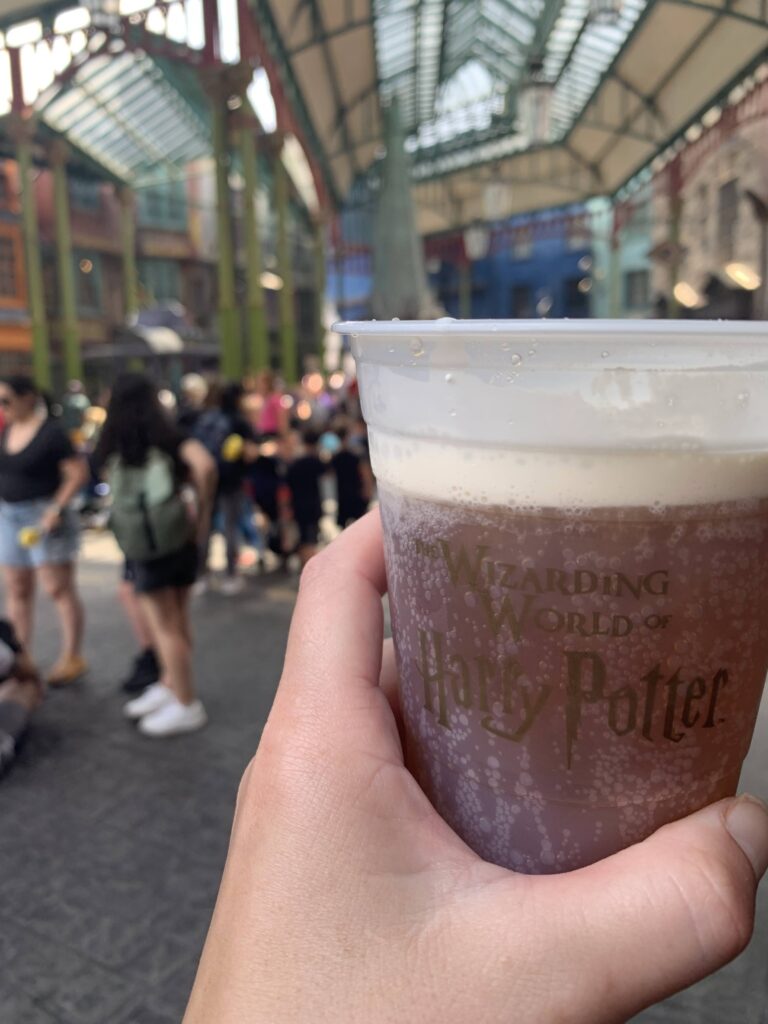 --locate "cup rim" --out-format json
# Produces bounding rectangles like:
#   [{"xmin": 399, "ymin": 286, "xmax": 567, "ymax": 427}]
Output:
[{"xmin": 333, "ymin": 318, "xmax": 768, "ymax": 339}]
